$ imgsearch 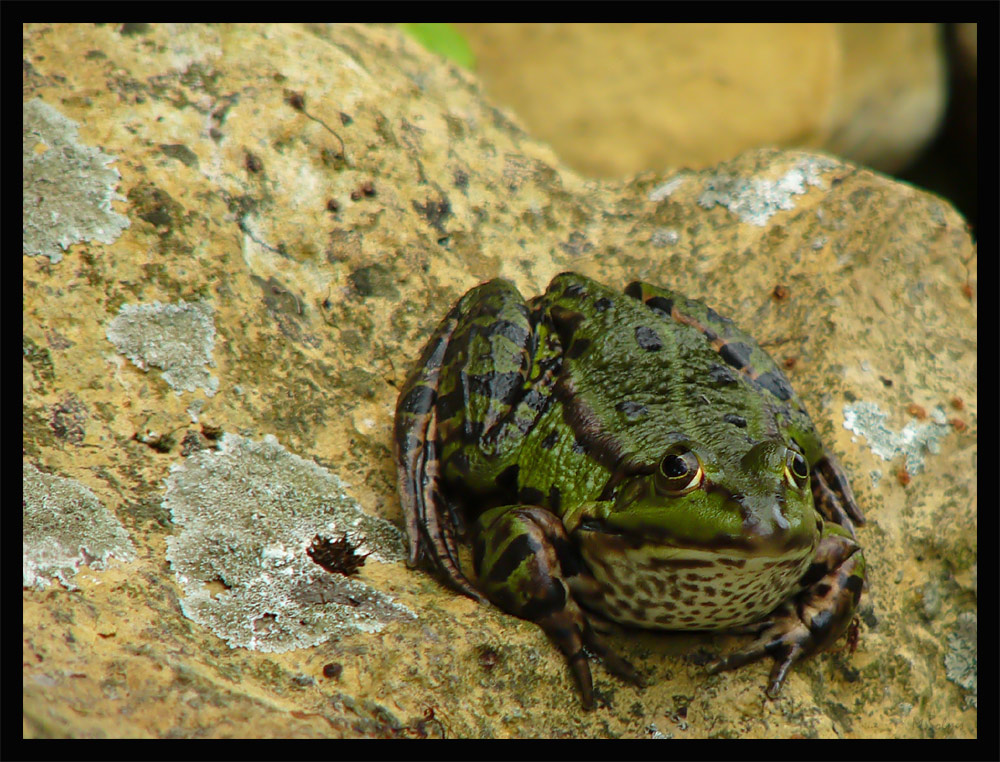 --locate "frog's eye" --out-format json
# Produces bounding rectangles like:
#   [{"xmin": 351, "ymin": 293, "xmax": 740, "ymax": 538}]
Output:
[
  {"xmin": 784, "ymin": 449, "xmax": 810, "ymax": 489},
  {"xmin": 655, "ymin": 445, "xmax": 703, "ymax": 496}
]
